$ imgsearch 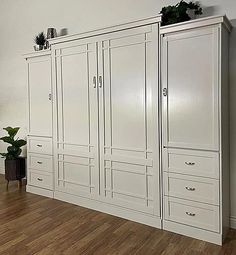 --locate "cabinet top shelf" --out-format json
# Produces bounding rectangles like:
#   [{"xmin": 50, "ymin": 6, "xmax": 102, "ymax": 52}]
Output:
[
  {"xmin": 48, "ymin": 15, "xmax": 161, "ymax": 46},
  {"xmin": 23, "ymin": 49, "xmax": 51, "ymax": 59},
  {"xmin": 160, "ymin": 15, "xmax": 232, "ymax": 35}
]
